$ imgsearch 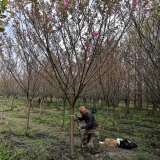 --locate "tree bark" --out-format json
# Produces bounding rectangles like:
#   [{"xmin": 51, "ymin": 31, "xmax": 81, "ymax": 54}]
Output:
[
  {"xmin": 39, "ymin": 98, "xmax": 43, "ymax": 115},
  {"xmin": 137, "ymin": 76, "xmax": 143, "ymax": 109},
  {"xmin": 10, "ymin": 96, "xmax": 15, "ymax": 111},
  {"xmin": 26, "ymin": 99, "xmax": 32, "ymax": 135},
  {"xmin": 125, "ymin": 68, "xmax": 130, "ymax": 114},
  {"xmin": 70, "ymin": 106, "xmax": 74, "ymax": 157},
  {"xmin": 62, "ymin": 98, "xmax": 66, "ymax": 128}
]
